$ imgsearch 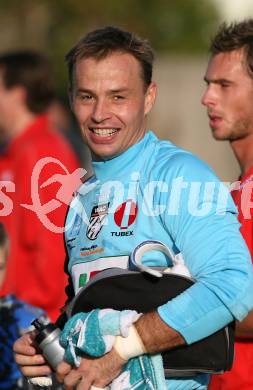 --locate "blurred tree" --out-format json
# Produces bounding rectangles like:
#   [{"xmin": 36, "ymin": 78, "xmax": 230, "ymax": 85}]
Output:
[{"xmin": 0, "ymin": 0, "xmax": 218, "ymax": 95}]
